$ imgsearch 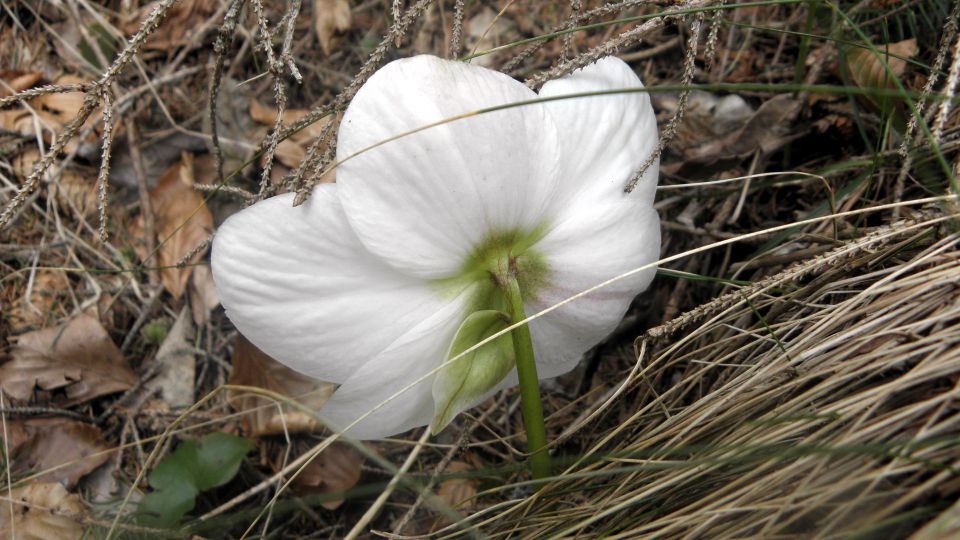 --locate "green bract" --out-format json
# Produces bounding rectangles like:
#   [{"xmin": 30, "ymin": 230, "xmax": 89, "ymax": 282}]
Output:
[
  {"xmin": 432, "ymin": 310, "xmax": 515, "ymax": 433},
  {"xmin": 212, "ymin": 55, "xmax": 661, "ymax": 439}
]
